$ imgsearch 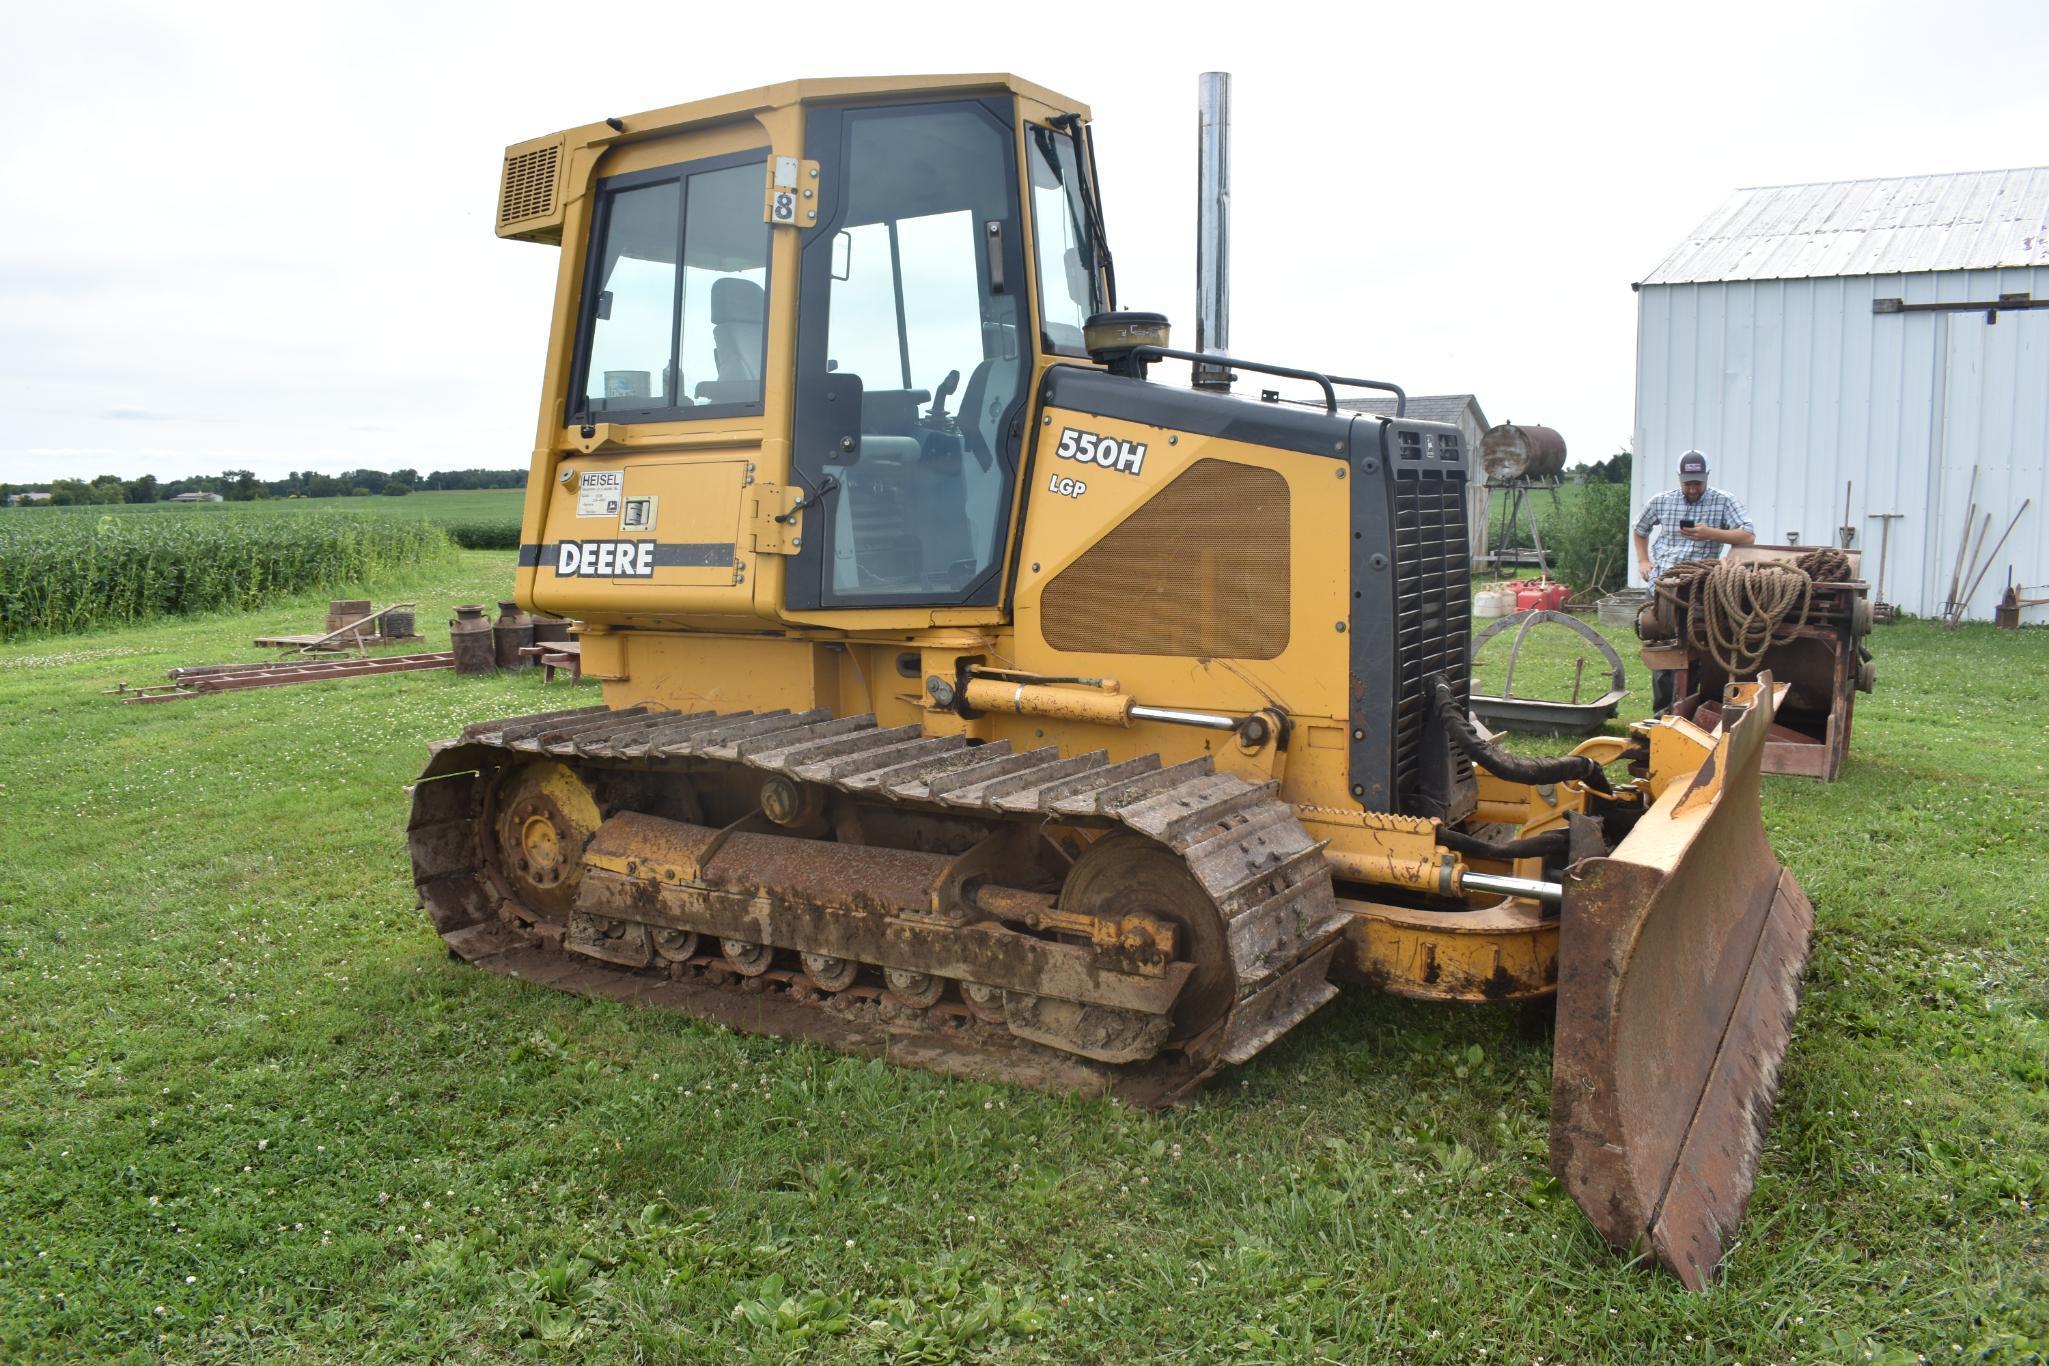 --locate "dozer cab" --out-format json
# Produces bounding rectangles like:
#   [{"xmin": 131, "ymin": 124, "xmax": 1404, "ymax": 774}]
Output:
[{"xmin": 409, "ymin": 73, "xmax": 1813, "ymax": 1286}]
